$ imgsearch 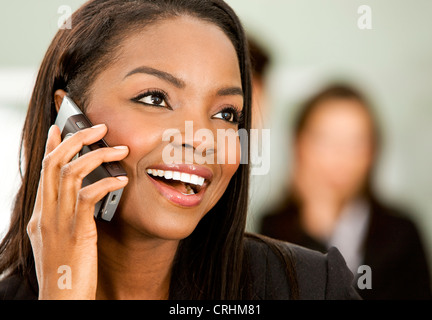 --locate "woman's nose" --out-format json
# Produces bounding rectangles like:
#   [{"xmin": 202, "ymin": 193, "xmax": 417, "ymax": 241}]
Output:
[{"xmin": 168, "ymin": 115, "xmax": 216, "ymax": 163}]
